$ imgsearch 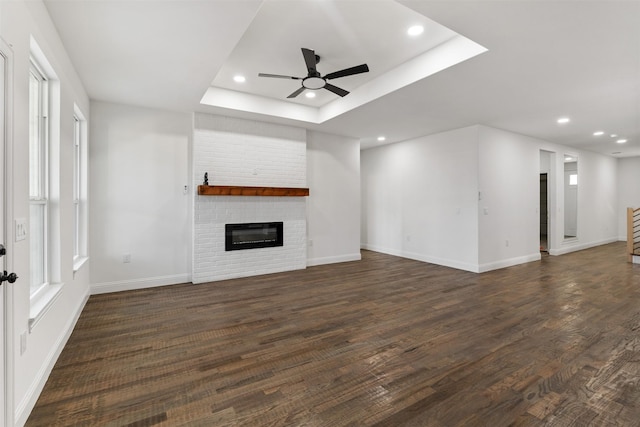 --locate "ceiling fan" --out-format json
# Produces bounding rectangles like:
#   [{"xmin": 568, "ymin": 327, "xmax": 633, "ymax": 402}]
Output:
[{"xmin": 258, "ymin": 48, "xmax": 369, "ymax": 99}]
